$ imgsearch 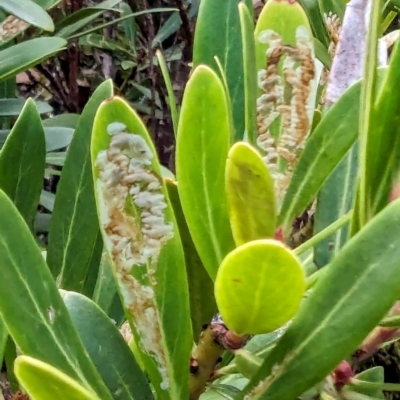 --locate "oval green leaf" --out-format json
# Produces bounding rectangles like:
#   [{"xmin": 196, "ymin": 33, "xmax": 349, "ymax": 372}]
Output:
[
  {"xmin": 15, "ymin": 356, "xmax": 101, "ymax": 400},
  {"xmin": 176, "ymin": 65, "xmax": 235, "ymax": 280},
  {"xmin": 215, "ymin": 239, "xmax": 305, "ymax": 335},
  {"xmin": 91, "ymin": 96, "xmax": 192, "ymax": 400},
  {"xmin": 226, "ymin": 142, "xmax": 277, "ymax": 246}
]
